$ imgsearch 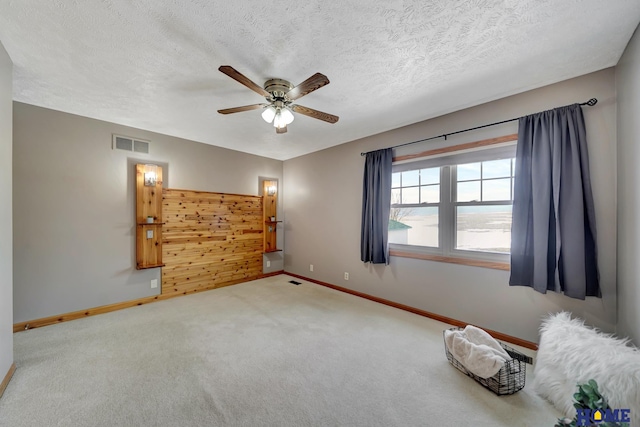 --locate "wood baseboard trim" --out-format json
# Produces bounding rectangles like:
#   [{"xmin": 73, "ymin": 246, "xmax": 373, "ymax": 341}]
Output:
[
  {"xmin": 285, "ymin": 272, "xmax": 538, "ymax": 350},
  {"xmin": 13, "ymin": 271, "xmax": 285, "ymax": 333},
  {"xmin": 0, "ymin": 363, "xmax": 16, "ymax": 399}
]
